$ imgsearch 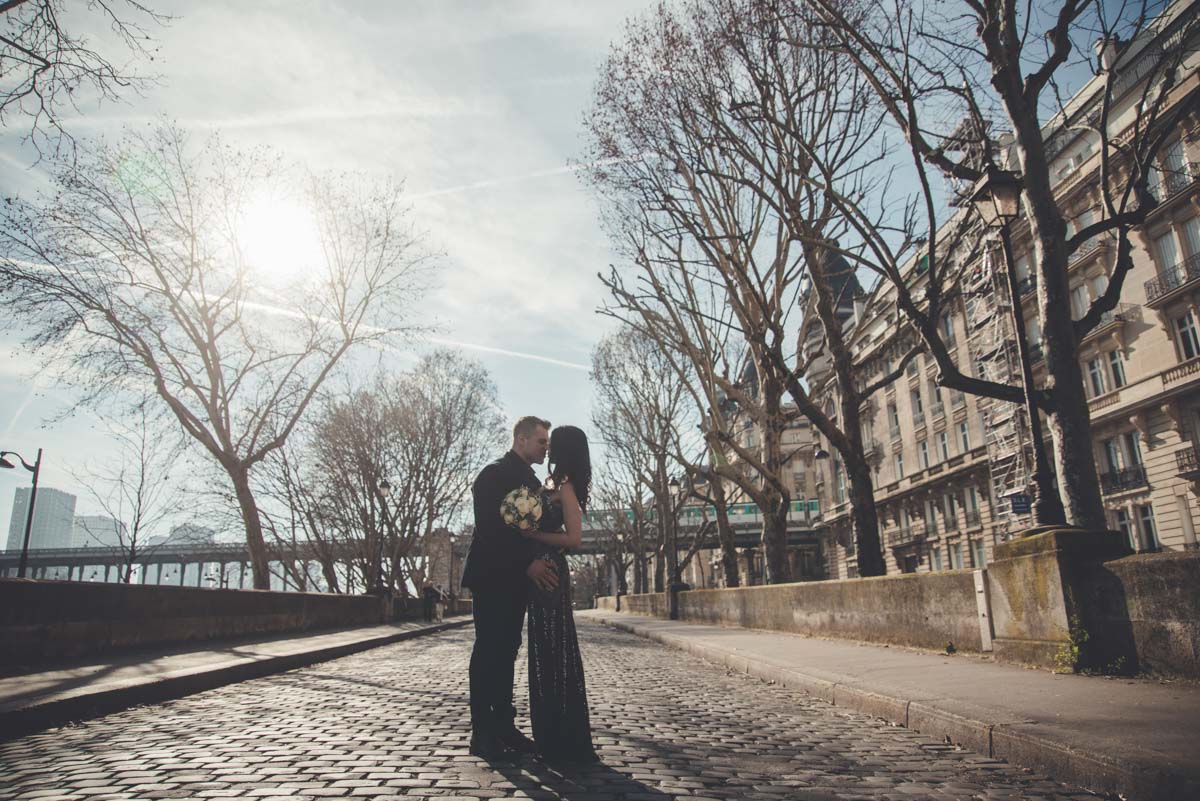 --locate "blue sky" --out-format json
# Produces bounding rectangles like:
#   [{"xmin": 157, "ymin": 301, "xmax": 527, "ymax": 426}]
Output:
[{"xmin": 1, "ymin": 0, "xmax": 653, "ymax": 532}]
